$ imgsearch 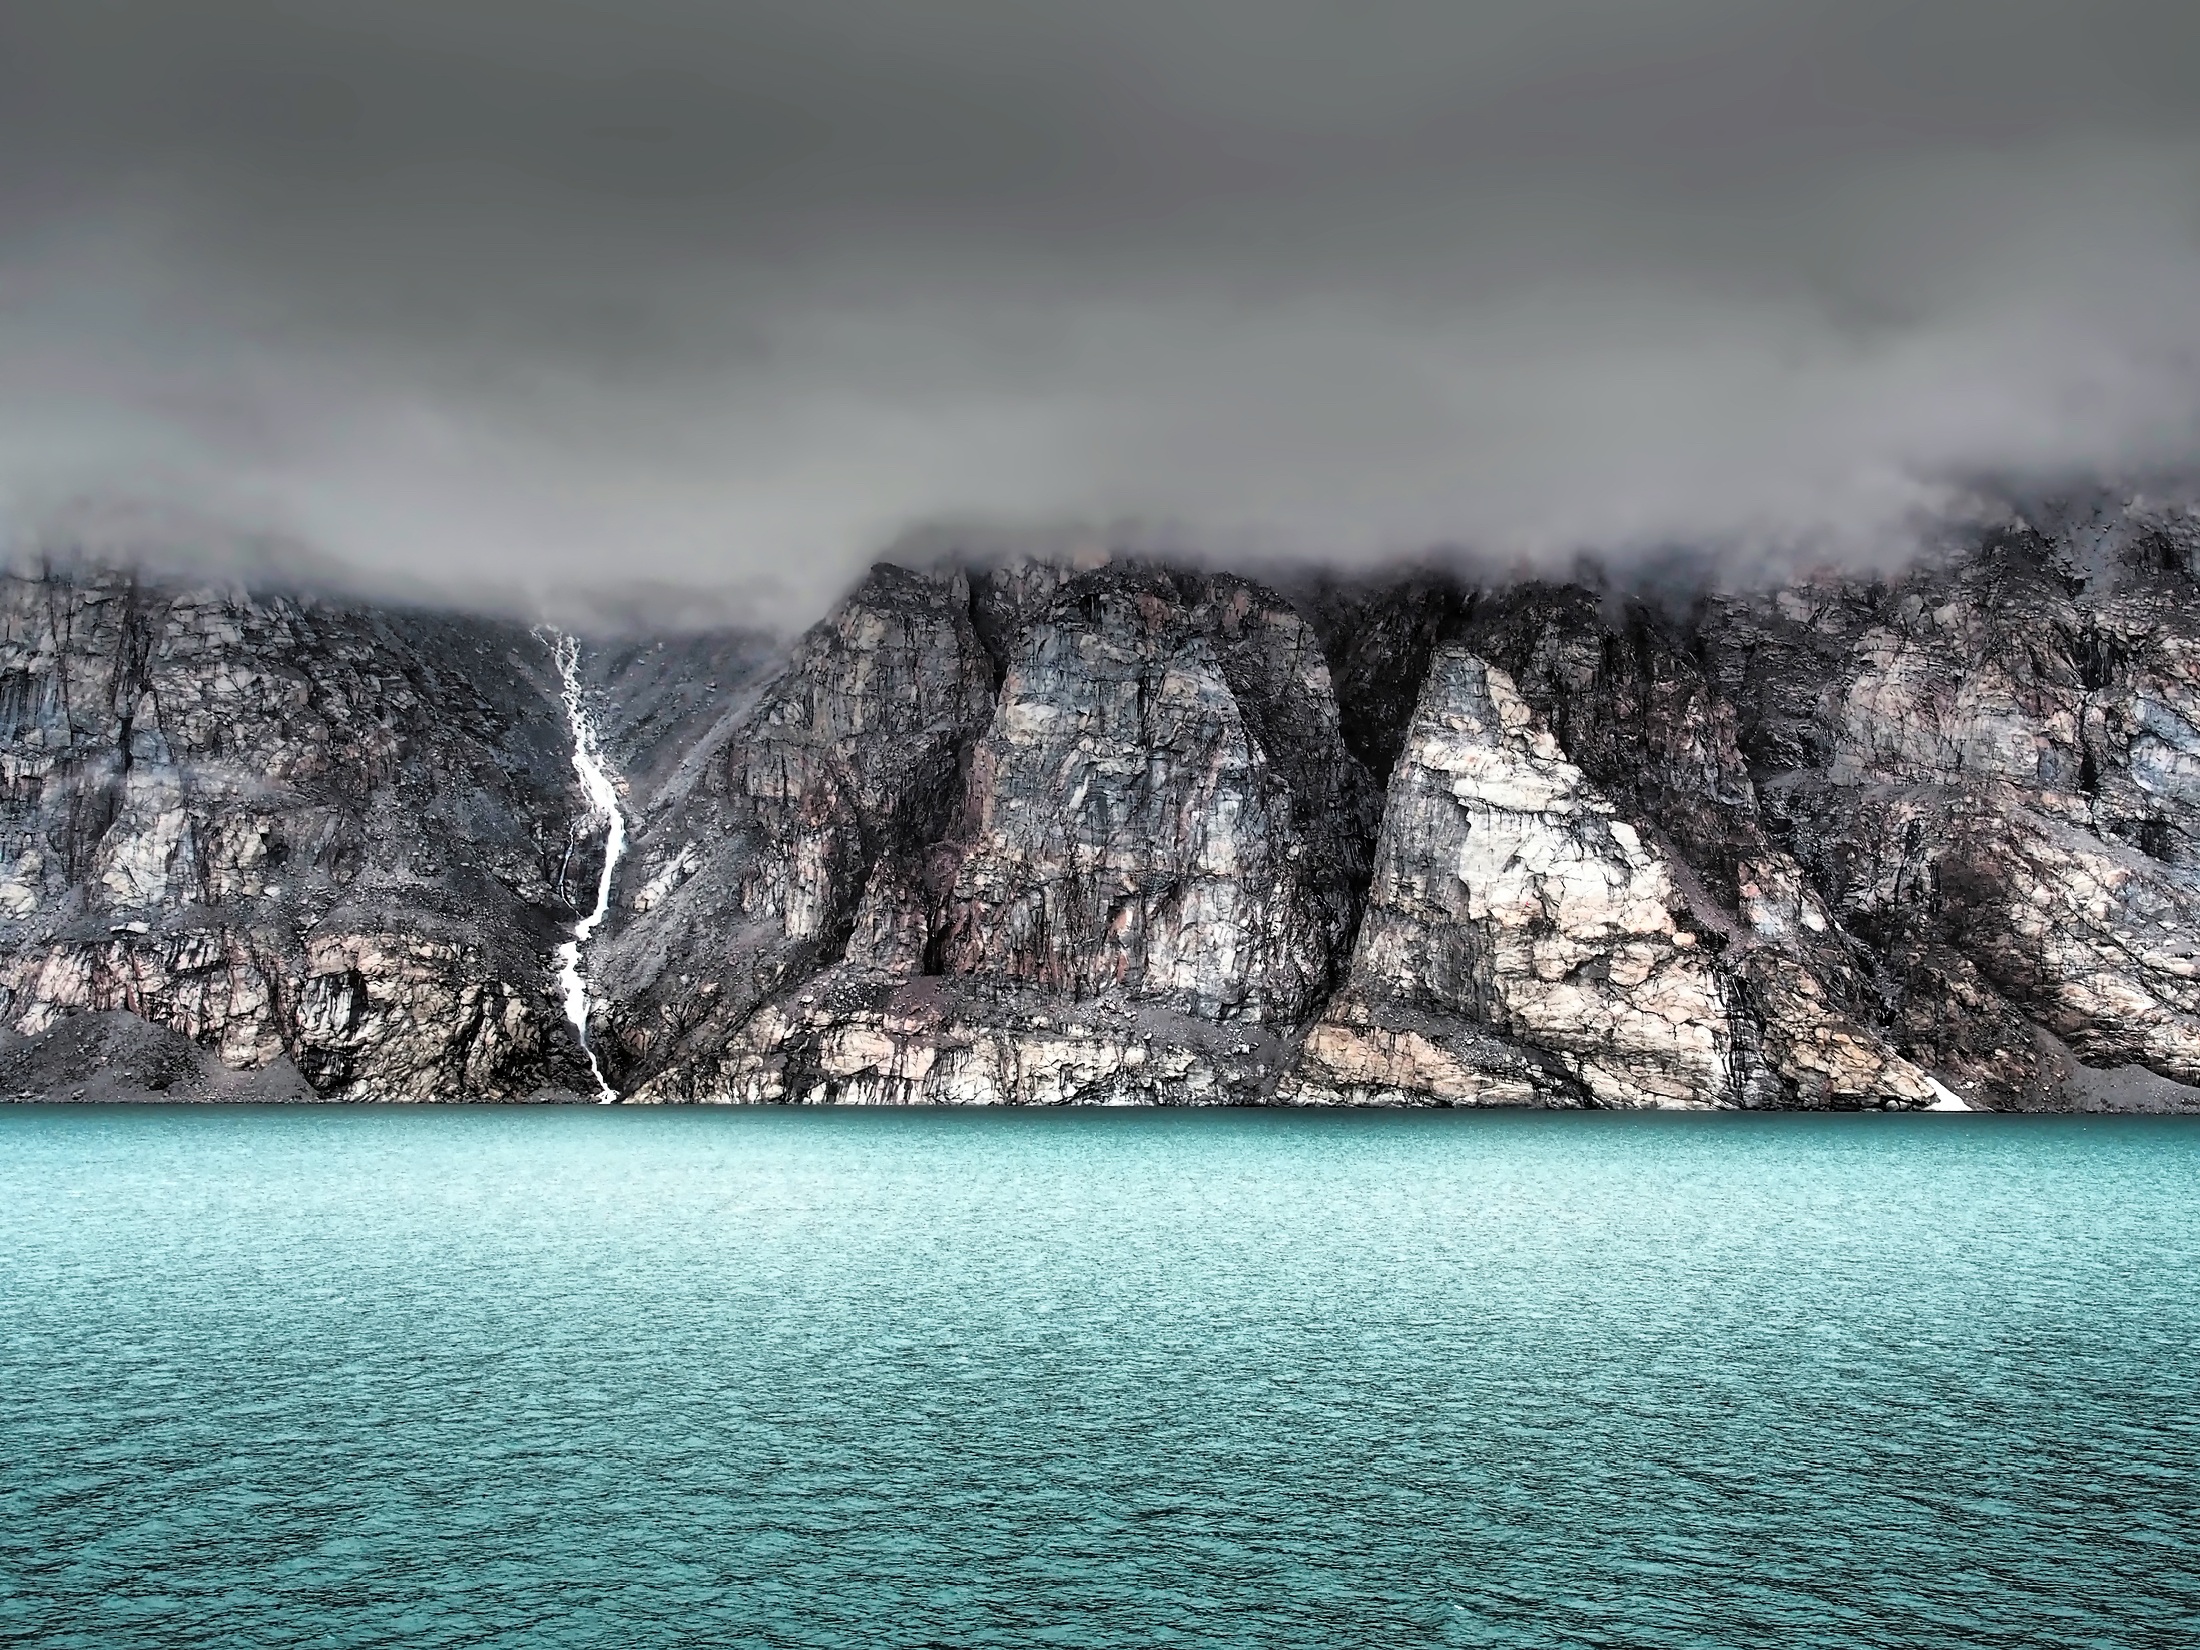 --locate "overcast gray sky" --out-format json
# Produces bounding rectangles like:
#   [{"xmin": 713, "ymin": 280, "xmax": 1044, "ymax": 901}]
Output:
[{"xmin": 5, "ymin": 1, "xmax": 2200, "ymax": 621}]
